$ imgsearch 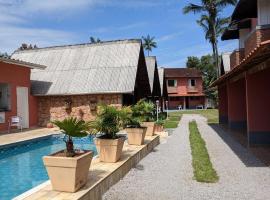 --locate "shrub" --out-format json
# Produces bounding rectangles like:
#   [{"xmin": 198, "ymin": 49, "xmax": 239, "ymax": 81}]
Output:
[{"xmin": 52, "ymin": 117, "xmax": 90, "ymax": 157}]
